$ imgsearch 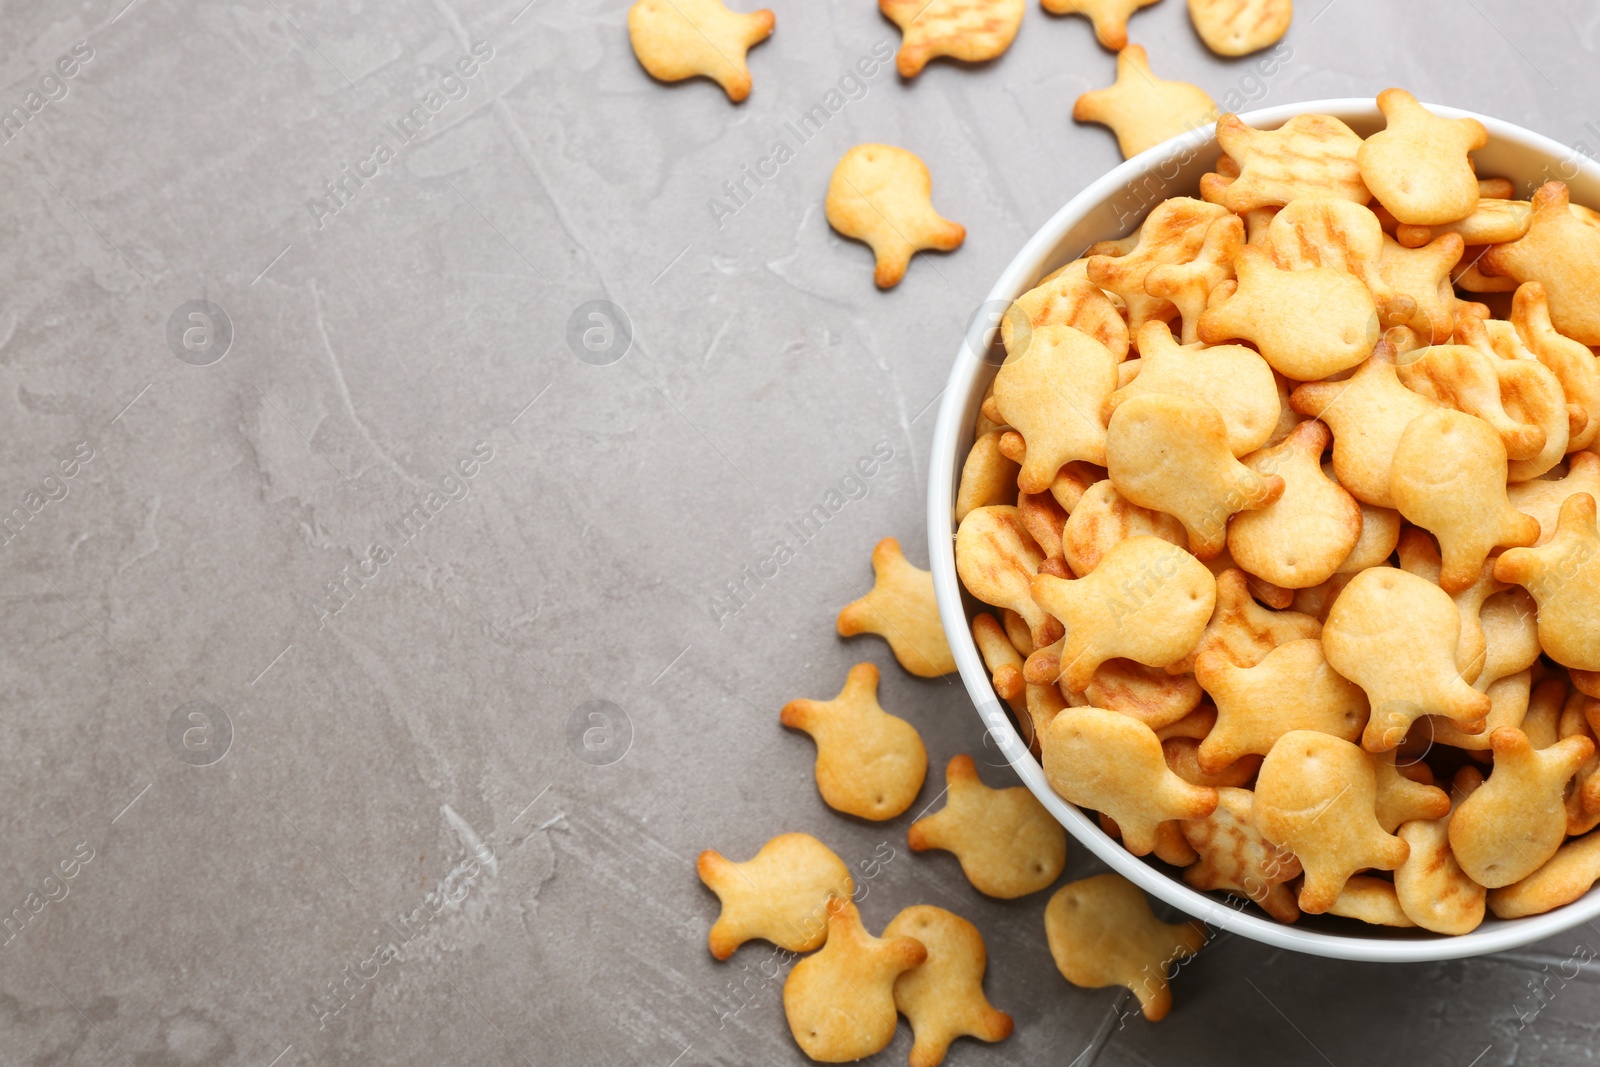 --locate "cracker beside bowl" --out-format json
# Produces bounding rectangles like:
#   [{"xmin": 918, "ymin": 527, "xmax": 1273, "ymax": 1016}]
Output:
[{"xmin": 927, "ymin": 99, "xmax": 1600, "ymax": 963}]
